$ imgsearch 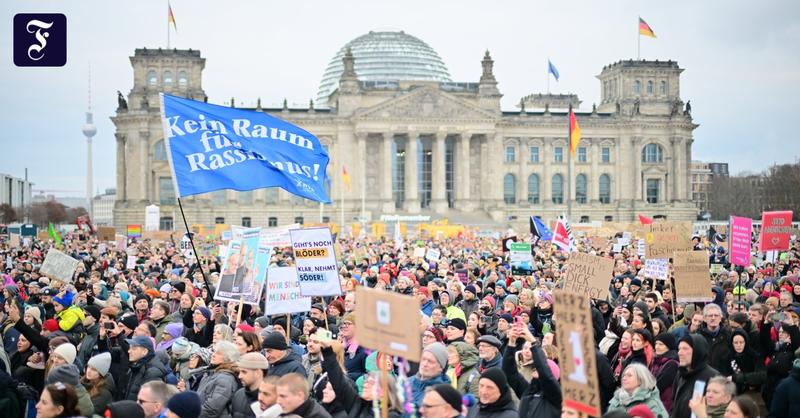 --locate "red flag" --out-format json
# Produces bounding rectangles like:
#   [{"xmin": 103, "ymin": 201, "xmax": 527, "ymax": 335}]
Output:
[
  {"xmin": 638, "ymin": 214, "xmax": 653, "ymax": 225},
  {"xmin": 552, "ymin": 218, "xmax": 574, "ymax": 251}
]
